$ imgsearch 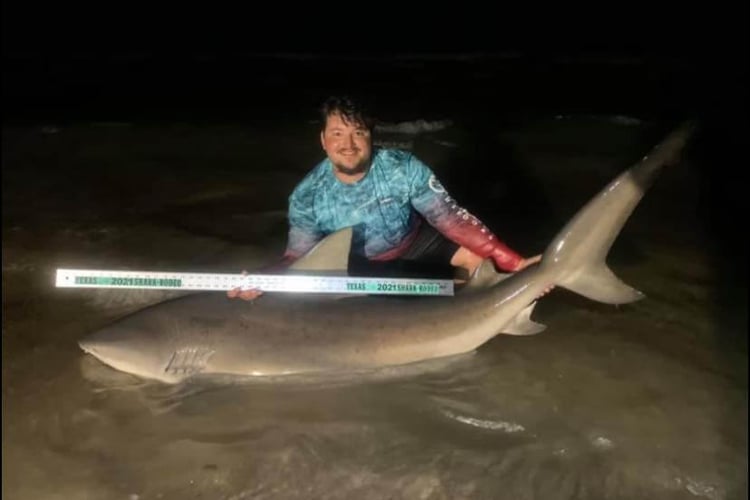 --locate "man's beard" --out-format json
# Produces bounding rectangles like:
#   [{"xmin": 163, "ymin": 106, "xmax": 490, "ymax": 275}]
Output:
[{"xmin": 333, "ymin": 160, "xmax": 369, "ymax": 176}]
